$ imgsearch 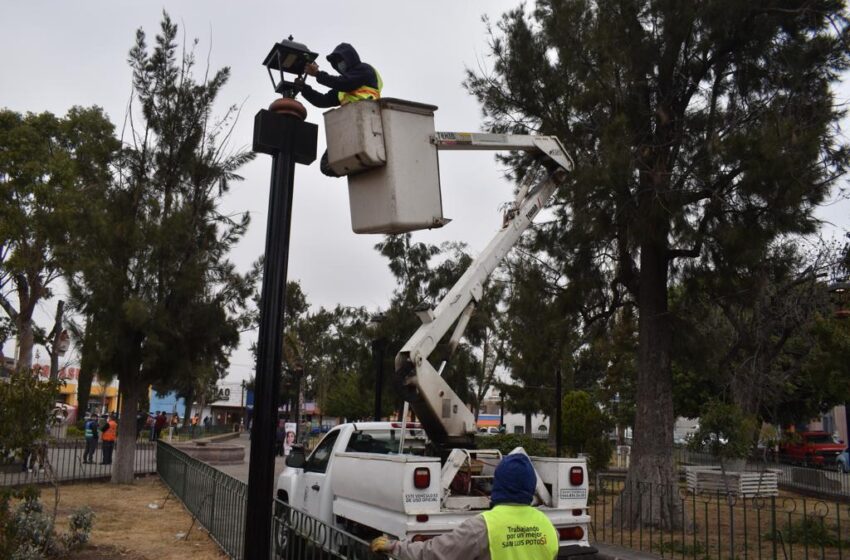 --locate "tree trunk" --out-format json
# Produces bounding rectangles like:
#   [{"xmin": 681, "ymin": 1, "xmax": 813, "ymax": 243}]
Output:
[
  {"xmin": 183, "ymin": 387, "xmax": 194, "ymax": 428},
  {"xmin": 525, "ymin": 412, "xmax": 532, "ymax": 435},
  {"xmin": 16, "ymin": 318, "xmax": 34, "ymax": 370},
  {"xmin": 112, "ymin": 375, "xmax": 141, "ymax": 484},
  {"xmin": 615, "ymin": 239, "xmax": 684, "ymax": 530},
  {"xmin": 76, "ymin": 318, "xmax": 97, "ymax": 424},
  {"xmin": 49, "ymin": 300, "xmax": 64, "ymax": 380}
]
